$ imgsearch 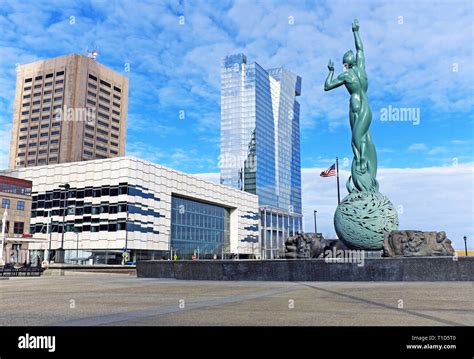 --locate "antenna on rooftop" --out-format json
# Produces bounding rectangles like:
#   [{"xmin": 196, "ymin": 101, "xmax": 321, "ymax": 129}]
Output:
[{"xmin": 85, "ymin": 46, "xmax": 99, "ymax": 61}]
